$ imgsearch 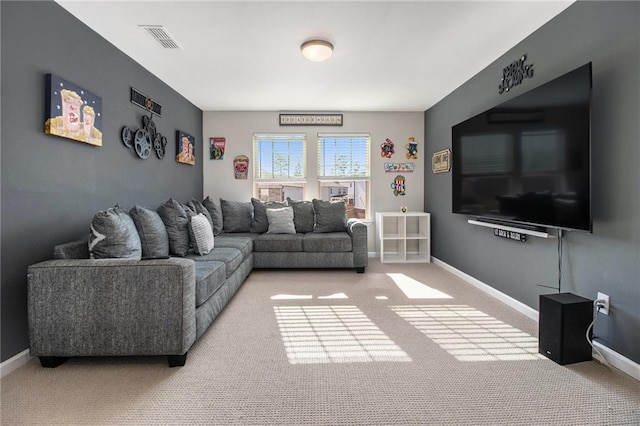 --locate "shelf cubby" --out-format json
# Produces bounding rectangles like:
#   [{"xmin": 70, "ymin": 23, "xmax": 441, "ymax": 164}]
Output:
[{"xmin": 376, "ymin": 212, "xmax": 430, "ymax": 263}]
